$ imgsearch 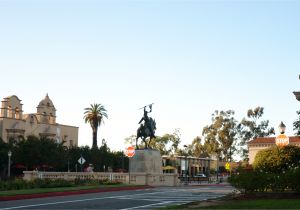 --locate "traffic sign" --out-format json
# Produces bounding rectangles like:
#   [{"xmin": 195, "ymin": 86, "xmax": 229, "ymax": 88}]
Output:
[
  {"xmin": 125, "ymin": 146, "xmax": 135, "ymax": 157},
  {"xmin": 276, "ymin": 134, "xmax": 289, "ymax": 147},
  {"xmin": 225, "ymin": 162, "xmax": 230, "ymax": 170},
  {"xmin": 78, "ymin": 157, "xmax": 85, "ymax": 165}
]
